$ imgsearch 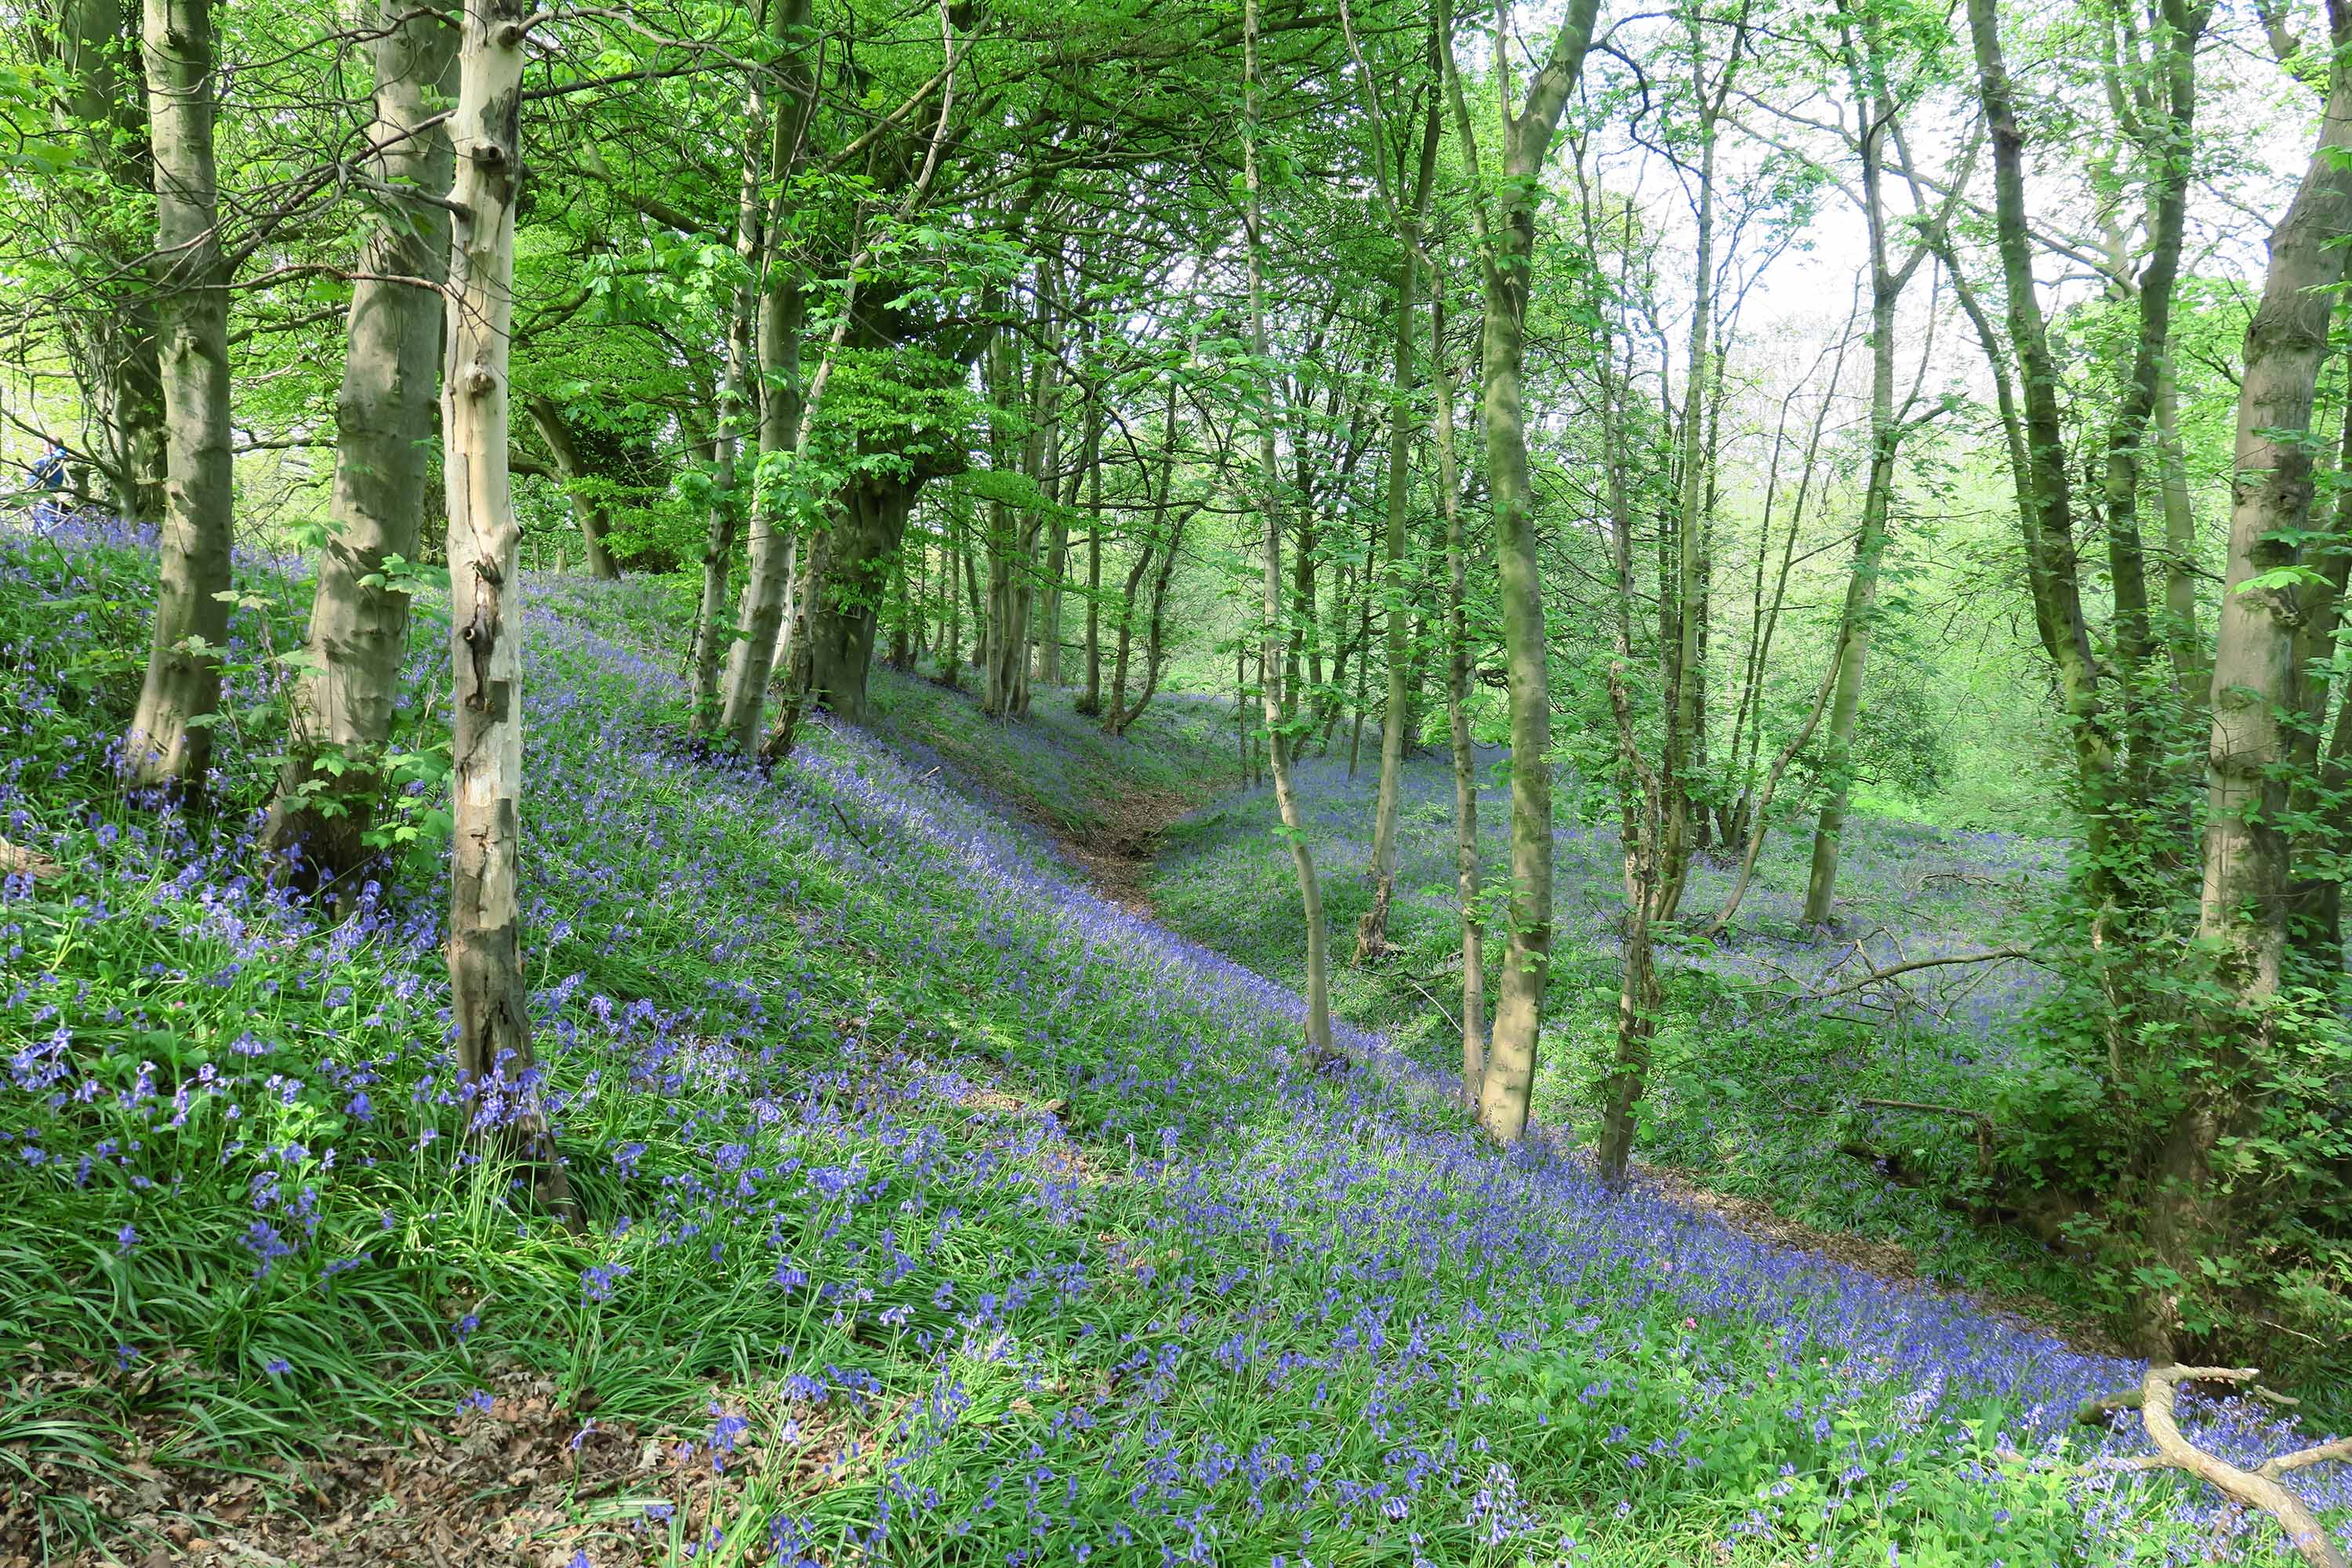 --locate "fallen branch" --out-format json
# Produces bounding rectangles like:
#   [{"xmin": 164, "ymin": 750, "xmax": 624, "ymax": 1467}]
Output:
[
  {"xmin": 1857, "ymin": 1098, "xmax": 1994, "ymax": 1174},
  {"xmin": 1797, "ymin": 946, "xmax": 2034, "ymax": 1004},
  {"xmin": 0, "ymin": 838, "xmax": 64, "ymax": 881},
  {"xmin": 1397, "ymin": 970, "xmax": 1461, "ymax": 1037},
  {"xmin": 2073, "ymin": 1367, "xmax": 2348, "ymax": 1568}
]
